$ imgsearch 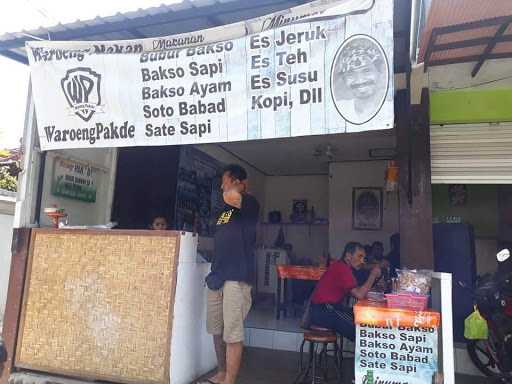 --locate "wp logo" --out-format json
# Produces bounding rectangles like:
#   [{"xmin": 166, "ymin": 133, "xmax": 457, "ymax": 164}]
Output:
[{"xmin": 61, "ymin": 67, "xmax": 102, "ymax": 122}]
